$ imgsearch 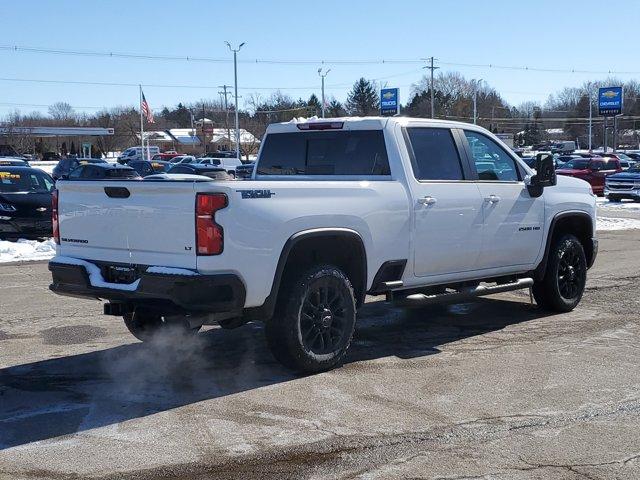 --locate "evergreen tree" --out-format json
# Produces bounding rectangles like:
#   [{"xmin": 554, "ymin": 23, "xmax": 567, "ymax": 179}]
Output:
[
  {"xmin": 307, "ymin": 94, "xmax": 321, "ymax": 116},
  {"xmin": 327, "ymin": 99, "xmax": 346, "ymax": 117},
  {"xmin": 345, "ymin": 78, "xmax": 379, "ymax": 116}
]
